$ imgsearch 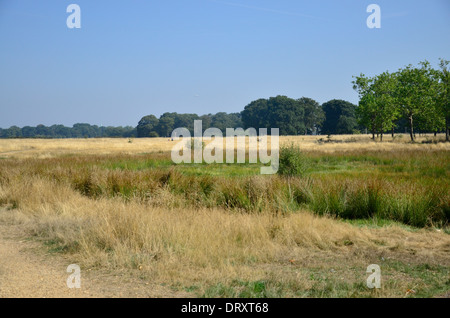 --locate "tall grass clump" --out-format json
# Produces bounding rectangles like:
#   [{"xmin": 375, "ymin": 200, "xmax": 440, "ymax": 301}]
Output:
[
  {"xmin": 308, "ymin": 179, "xmax": 449, "ymax": 227},
  {"xmin": 277, "ymin": 144, "xmax": 309, "ymax": 177},
  {"xmin": 380, "ymin": 190, "xmax": 450, "ymax": 228}
]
